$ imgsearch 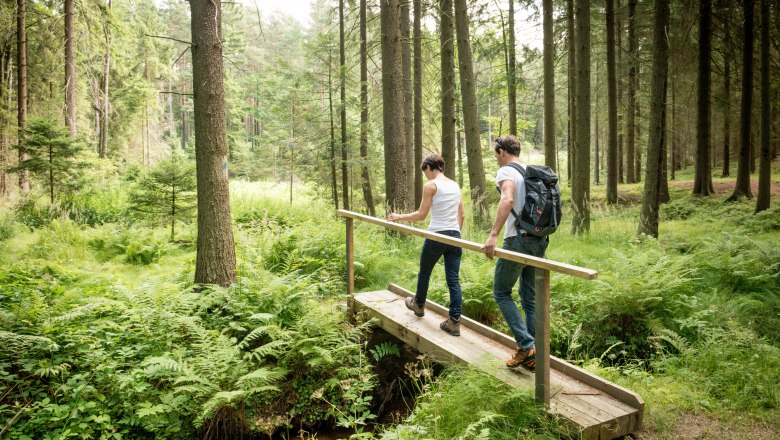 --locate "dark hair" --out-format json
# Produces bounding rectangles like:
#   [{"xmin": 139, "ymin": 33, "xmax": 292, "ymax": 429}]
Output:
[
  {"xmin": 421, "ymin": 154, "xmax": 445, "ymax": 172},
  {"xmin": 494, "ymin": 135, "xmax": 521, "ymax": 156}
]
